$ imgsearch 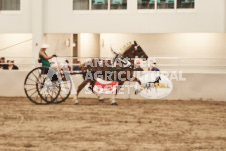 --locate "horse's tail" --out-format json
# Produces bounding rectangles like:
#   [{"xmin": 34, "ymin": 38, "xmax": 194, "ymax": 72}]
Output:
[{"xmin": 80, "ymin": 63, "xmax": 87, "ymax": 80}]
